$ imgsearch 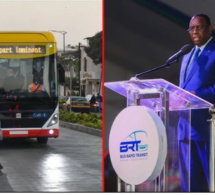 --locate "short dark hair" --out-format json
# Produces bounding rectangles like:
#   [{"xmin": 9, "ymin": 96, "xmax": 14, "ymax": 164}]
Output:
[{"xmin": 192, "ymin": 13, "xmax": 211, "ymax": 25}]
